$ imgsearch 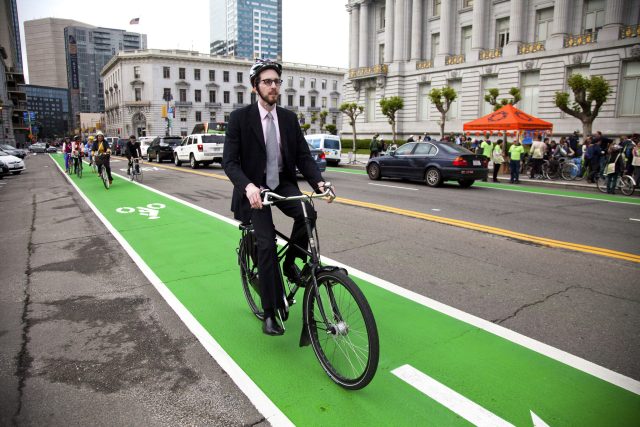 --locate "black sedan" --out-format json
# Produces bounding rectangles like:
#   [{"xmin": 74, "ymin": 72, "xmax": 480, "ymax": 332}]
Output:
[
  {"xmin": 366, "ymin": 141, "xmax": 488, "ymax": 188},
  {"xmin": 147, "ymin": 136, "xmax": 183, "ymax": 163}
]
